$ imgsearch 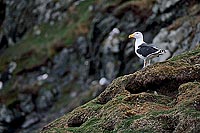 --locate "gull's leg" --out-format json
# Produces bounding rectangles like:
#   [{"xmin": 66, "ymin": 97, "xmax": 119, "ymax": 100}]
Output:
[
  {"xmin": 143, "ymin": 59, "xmax": 147, "ymax": 68},
  {"xmin": 147, "ymin": 59, "xmax": 151, "ymax": 66}
]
